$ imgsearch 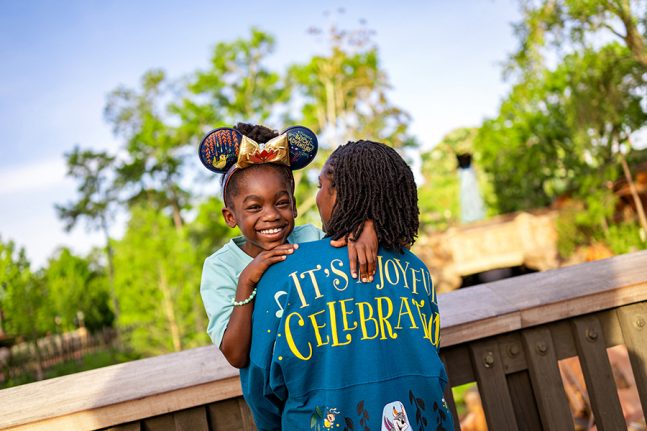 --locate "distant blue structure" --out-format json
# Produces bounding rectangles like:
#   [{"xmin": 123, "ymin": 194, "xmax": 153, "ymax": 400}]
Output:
[{"xmin": 457, "ymin": 153, "xmax": 485, "ymax": 223}]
